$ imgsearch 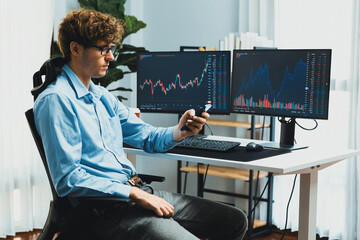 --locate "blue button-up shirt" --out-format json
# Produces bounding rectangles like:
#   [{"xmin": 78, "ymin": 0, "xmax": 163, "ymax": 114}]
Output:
[{"xmin": 34, "ymin": 64, "xmax": 178, "ymax": 199}]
